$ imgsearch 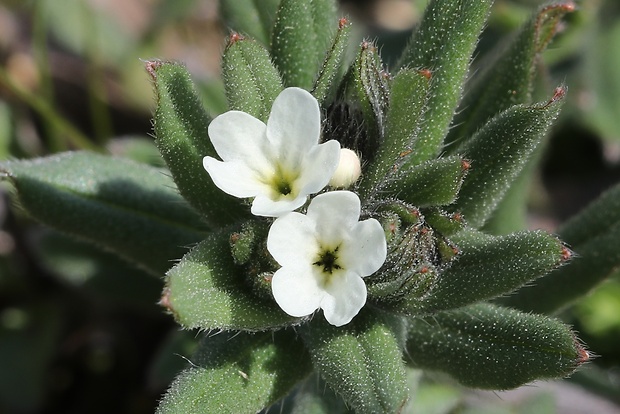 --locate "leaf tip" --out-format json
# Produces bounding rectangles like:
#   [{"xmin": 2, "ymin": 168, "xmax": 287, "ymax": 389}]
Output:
[
  {"xmin": 338, "ymin": 17, "xmax": 349, "ymax": 29},
  {"xmin": 418, "ymin": 68, "xmax": 432, "ymax": 80},
  {"xmin": 144, "ymin": 59, "xmax": 164, "ymax": 81},
  {"xmin": 228, "ymin": 32, "xmax": 245, "ymax": 45},
  {"xmin": 159, "ymin": 286, "xmax": 174, "ymax": 313}
]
